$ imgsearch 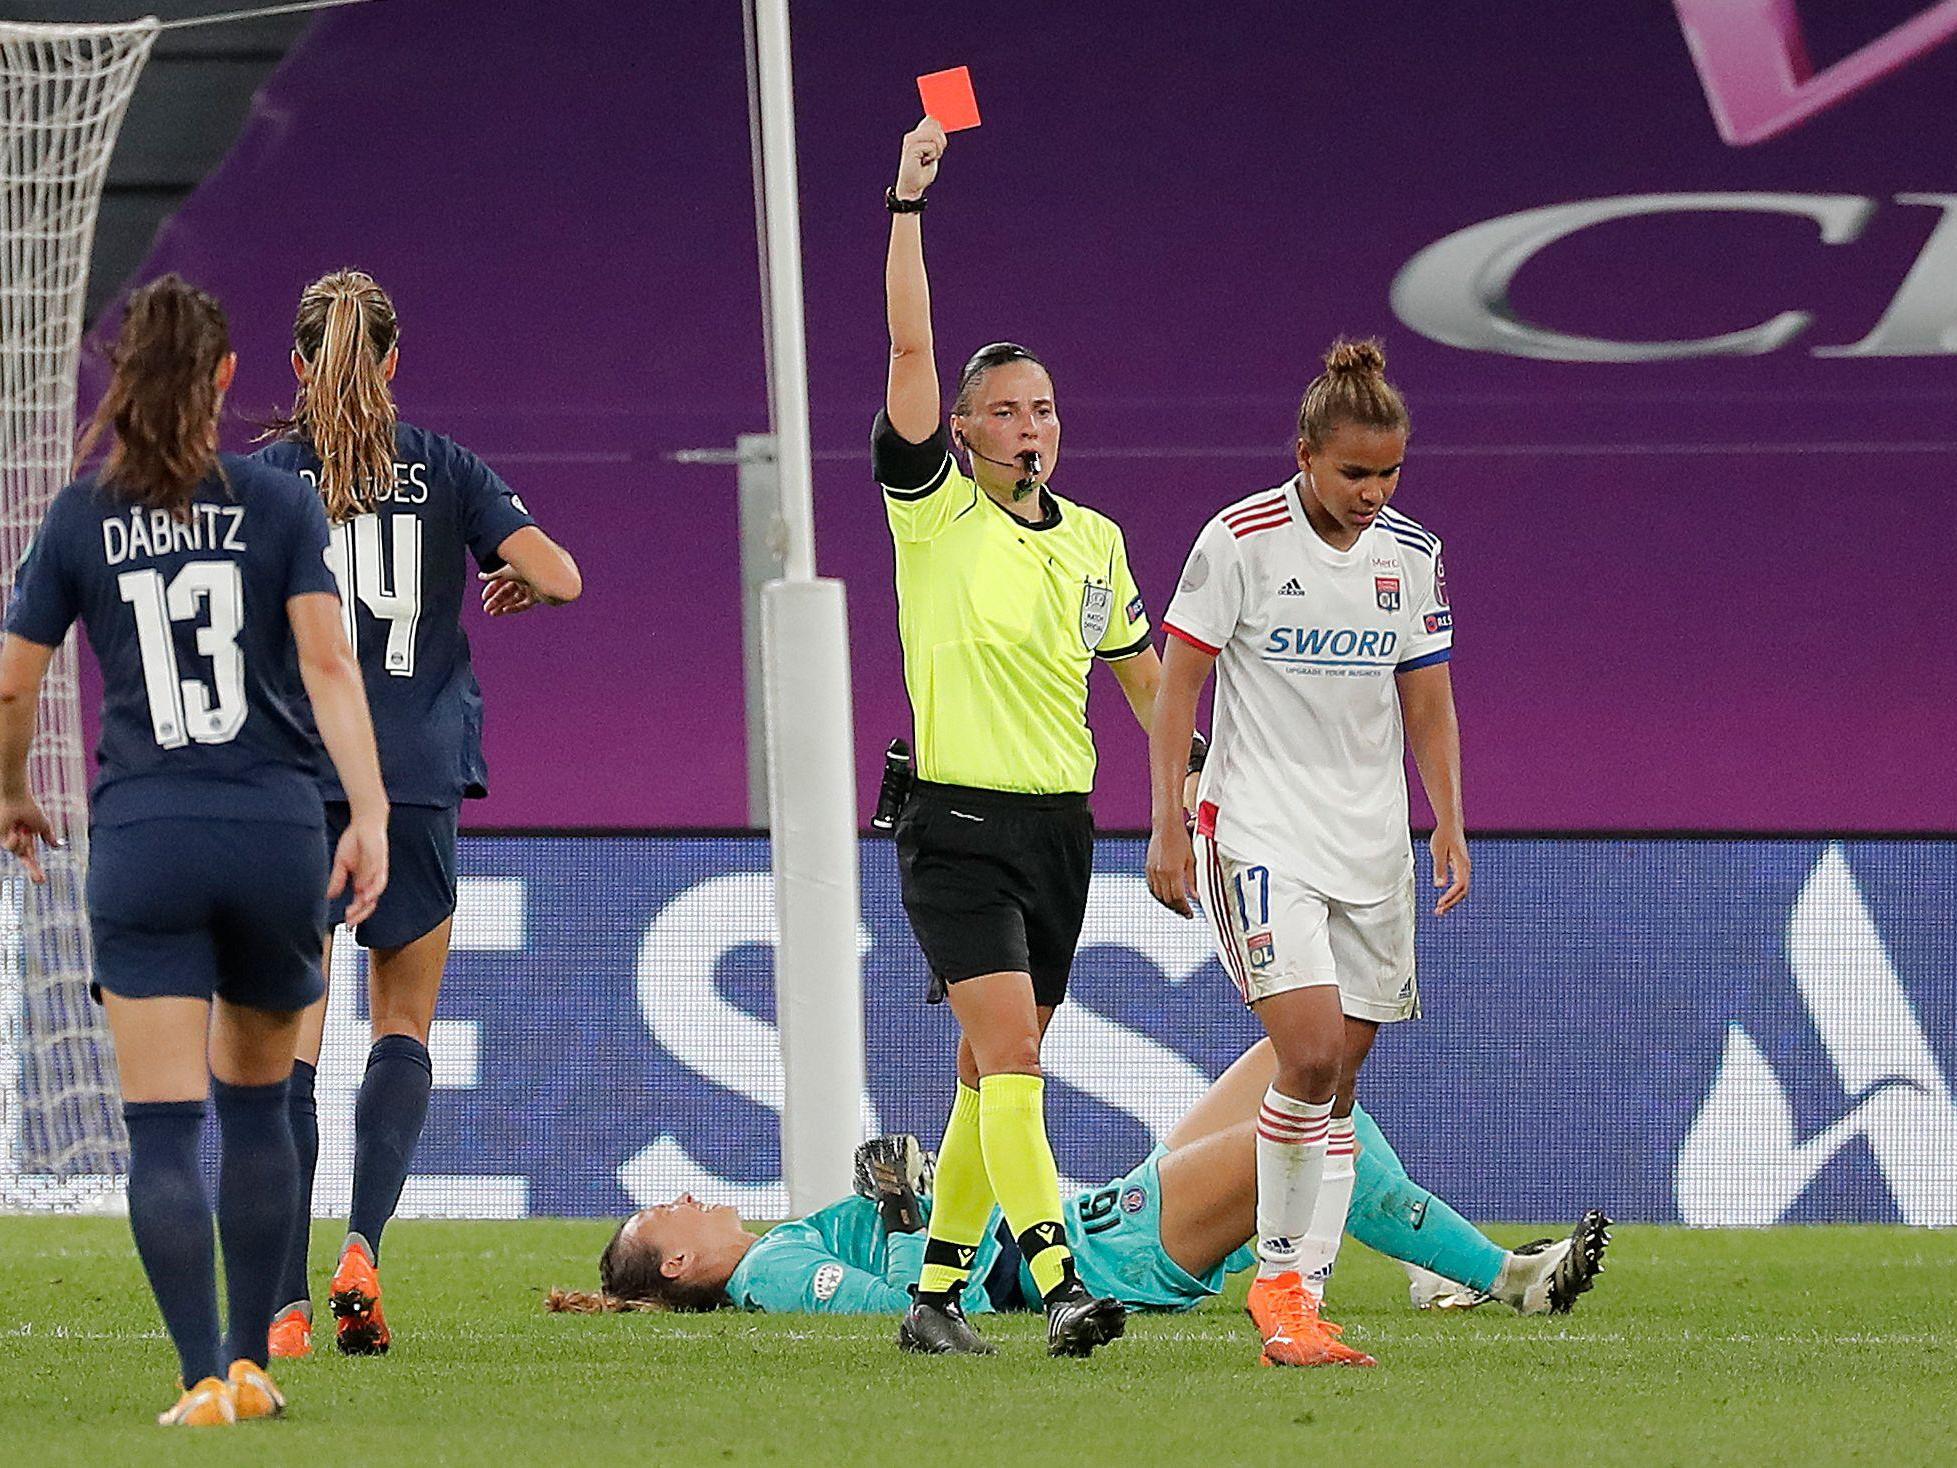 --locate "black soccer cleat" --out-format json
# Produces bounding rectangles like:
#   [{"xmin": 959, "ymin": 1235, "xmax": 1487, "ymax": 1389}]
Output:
[
  {"xmin": 1044, "ymin": 1286, "xmax": 1127, "ymax": 1359},
  {"xmin": 1547, "ymin": 1209, "xmax": 1612, "ymax": 1315},
  {"xmin": 898, "ymin": 1295, "xmax": 996, "ymax": 1356}
]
